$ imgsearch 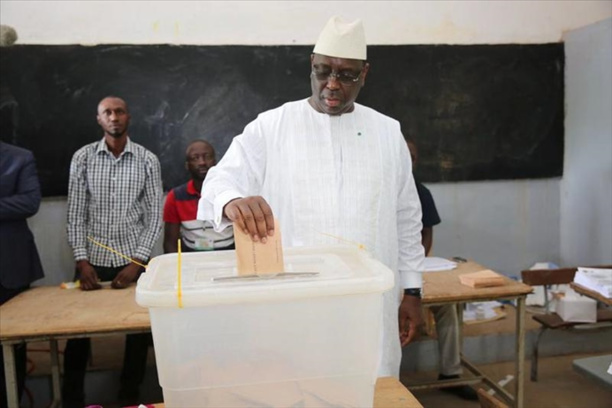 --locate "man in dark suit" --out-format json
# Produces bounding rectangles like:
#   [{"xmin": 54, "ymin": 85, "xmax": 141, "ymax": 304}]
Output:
[{"xmin": 0, "ymin": 141, "xmax": 45, "ymax": 407}]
